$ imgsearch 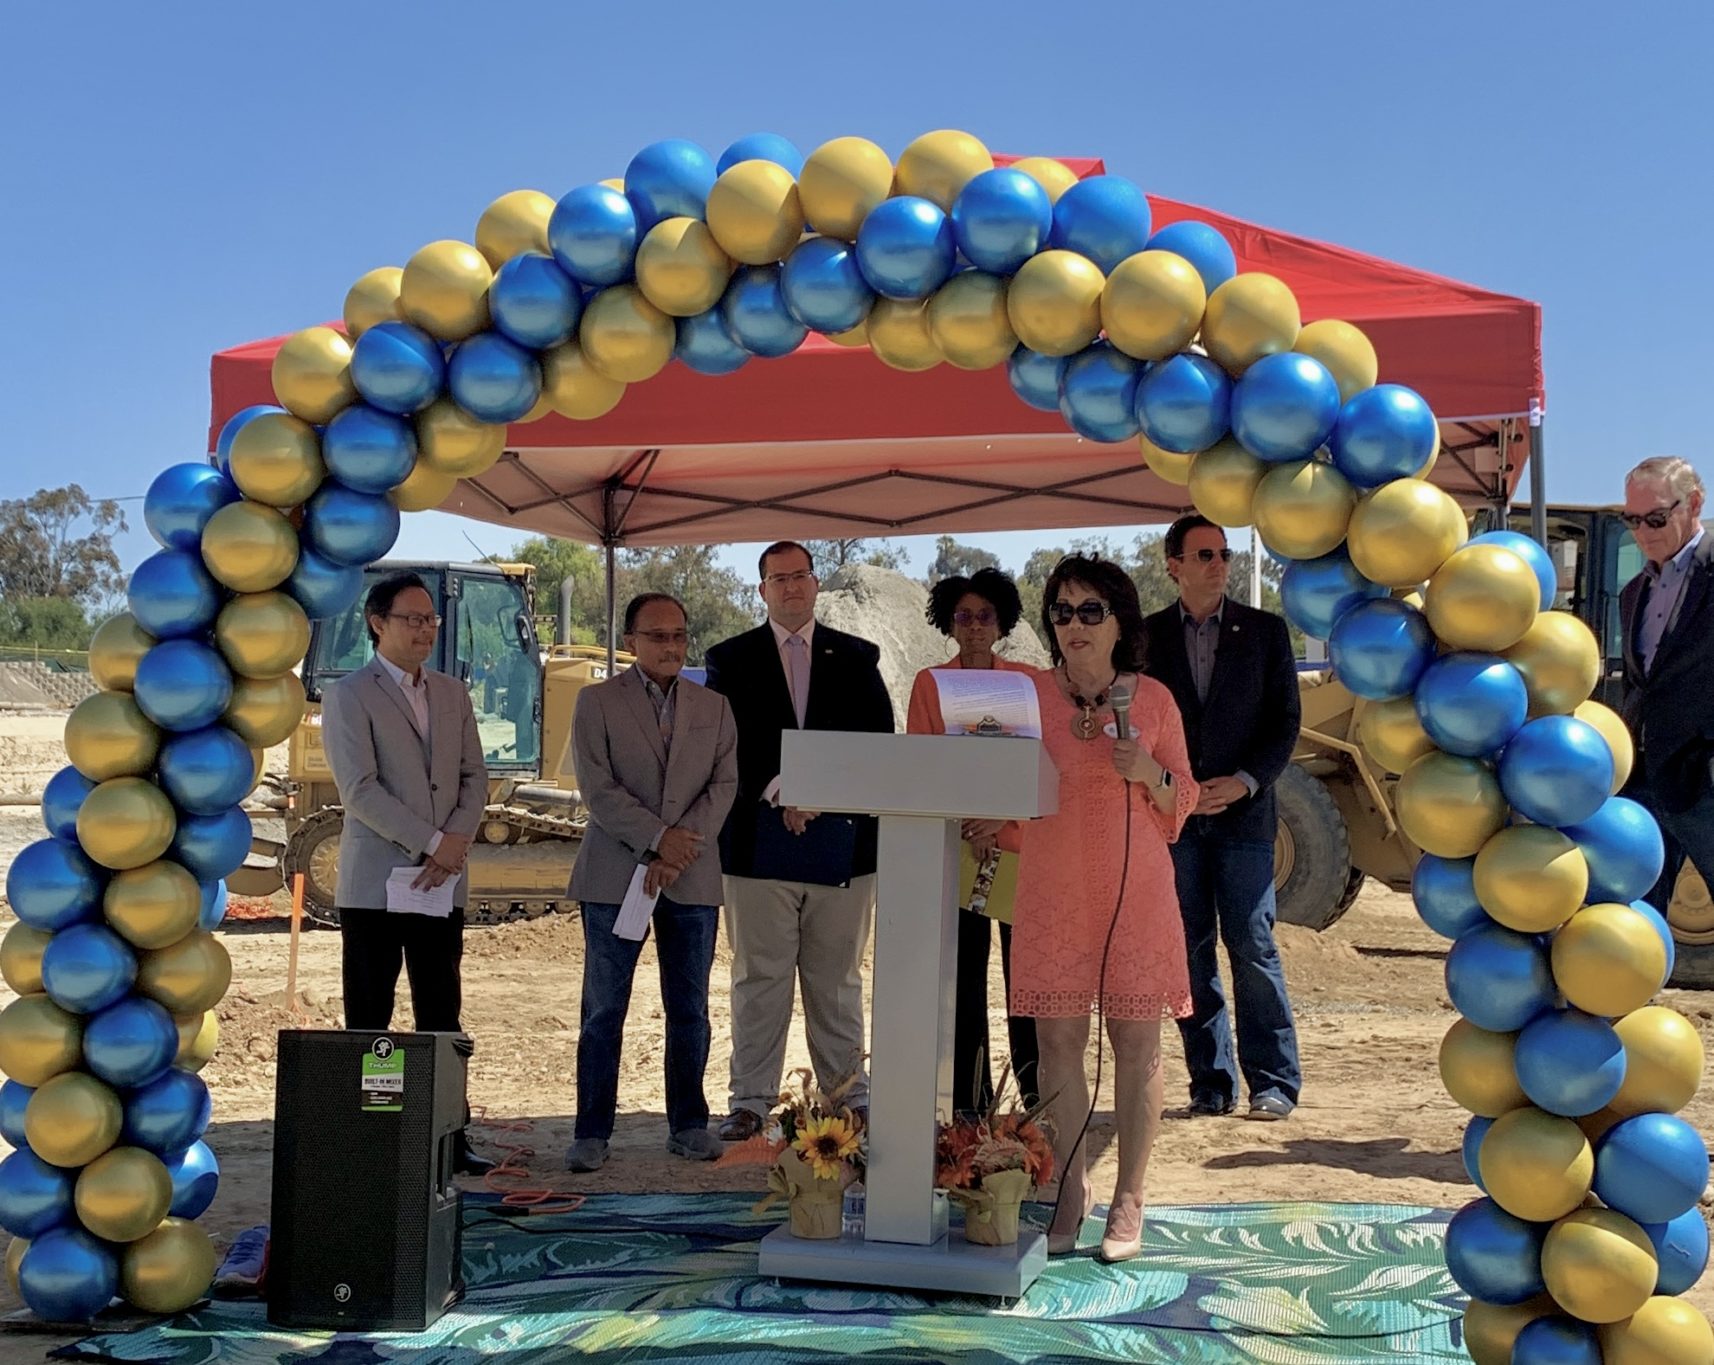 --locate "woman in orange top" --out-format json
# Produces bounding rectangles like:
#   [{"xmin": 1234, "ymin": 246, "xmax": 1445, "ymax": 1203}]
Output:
[{"xmin": 905, "ymin": 567, "xmax": 1040, "ymax": 1118}]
